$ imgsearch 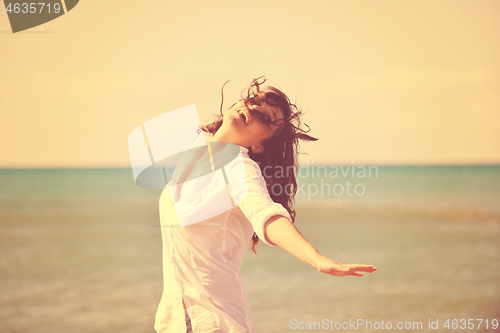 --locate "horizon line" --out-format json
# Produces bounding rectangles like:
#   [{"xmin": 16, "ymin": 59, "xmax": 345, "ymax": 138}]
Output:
[{"xmin": 1, "ymin": 162, "xmax": 500, "ymax": 171}]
